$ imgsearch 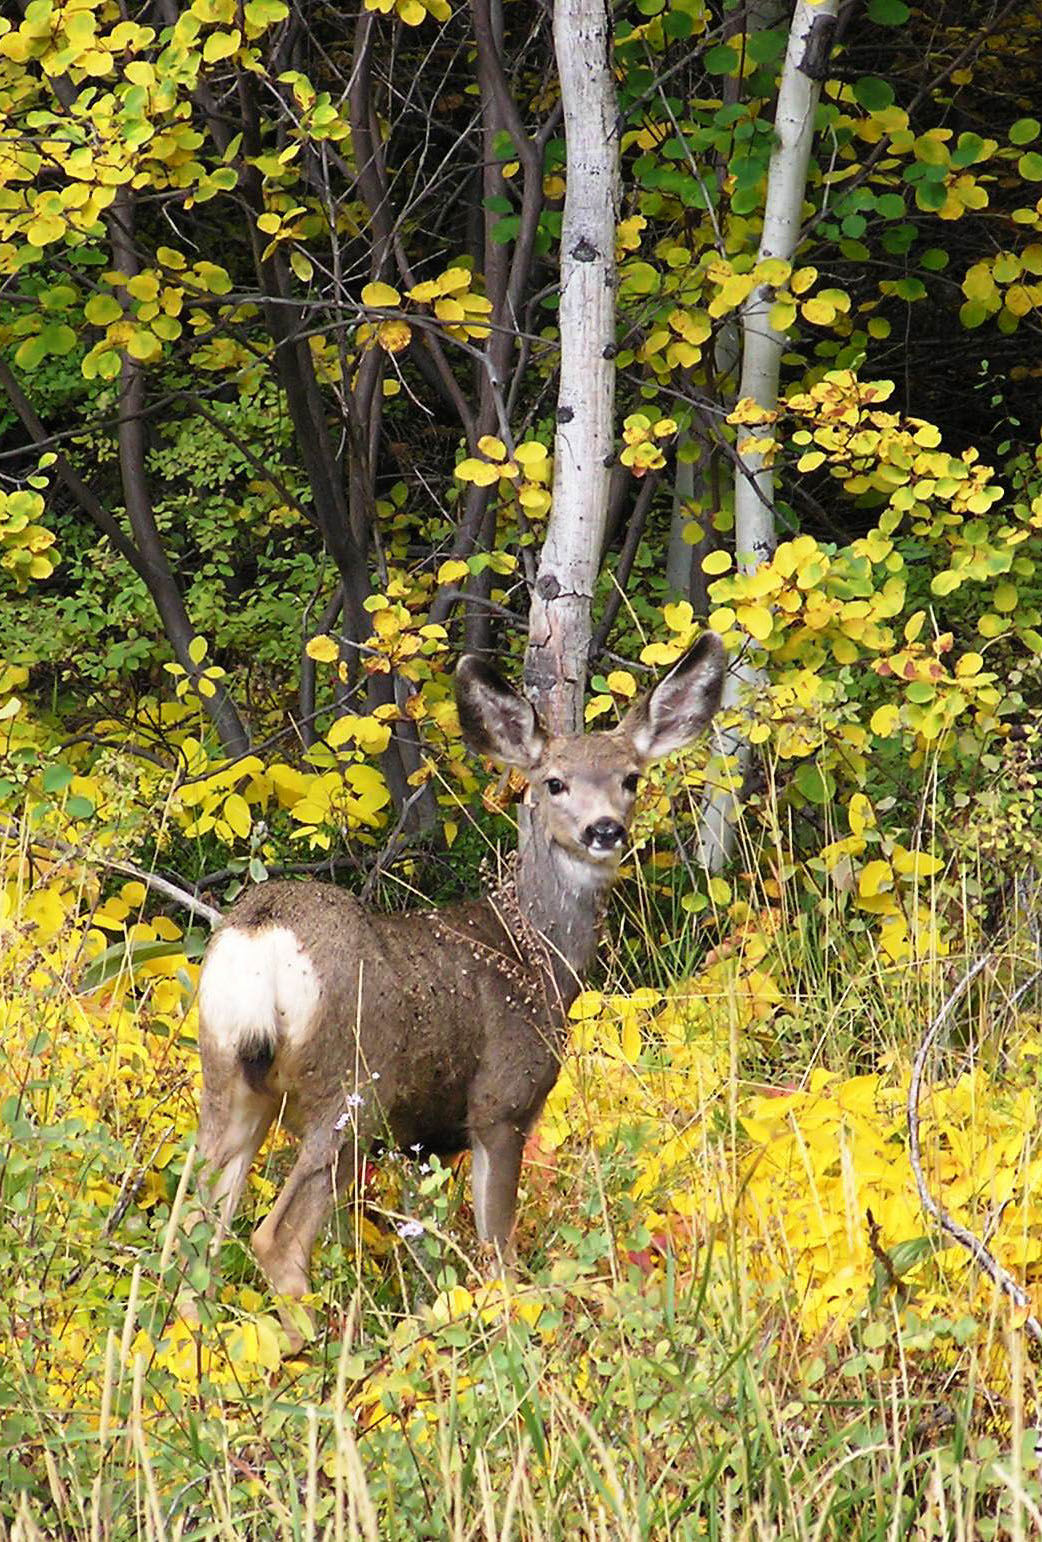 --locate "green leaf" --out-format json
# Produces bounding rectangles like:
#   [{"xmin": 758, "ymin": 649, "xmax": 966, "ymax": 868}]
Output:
[
  {"xmin": 40, "ymin": 323, "xmax": 76, "ymax": 356},
  {"xmin": 13, "ymin": 336, "xmax": 47, "ymax": 371},
  {"xmin": 662, "ymin": 9, "xmax": 693, "ymax": 37},
  {"xmin": 919, "ymin": 248, "xmax": 948, "ymax": 272},
  {"xmin": 704, "ymin": 44, "xmax": 738, "ymax": 74},
  {"xmin": 867, "ymin": 0, "xmax": 909, "ymax": 23},
  {"xmin": 874, "ymin": 192, "xmax": 906, "ymax": 220},
  {"xmin": 80, "ymin": 932, "xmax": 209, "ymax": 993},
  {"xmin": 490, "ymin": 215, "xmax": 520, "ymax": 246},
  {"xmin": 41, "ymin": 762, "xmax": 75, "ymax": 794},
  {"xmin": 887, "ymin": 1236, "xmax": 934, "ymax": 1275},
  {"xmin": 1018, "ymin": 152, "xmax": 1042, "ymax": 182},
  {"xmin": 1010, "ymin": 118, "xmax": 1040, "ymax": 146},
  {"xmin": 951, "ymin": 132, "xmax": 986, "ymax": 167},
  {"xmin": 84, "ymin": 293, "xmax": 123, "ymax": 326},
  {"xmin": 794, "ymin": 761, "xmax": 833, "ymax": 805},
  {"xmin": 854, "ymin": 77, "xmax": 895, "ymax": 112},
  {"xmin": 746, "ymin": 27, "xmax": 785, "ymax": 64}
]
